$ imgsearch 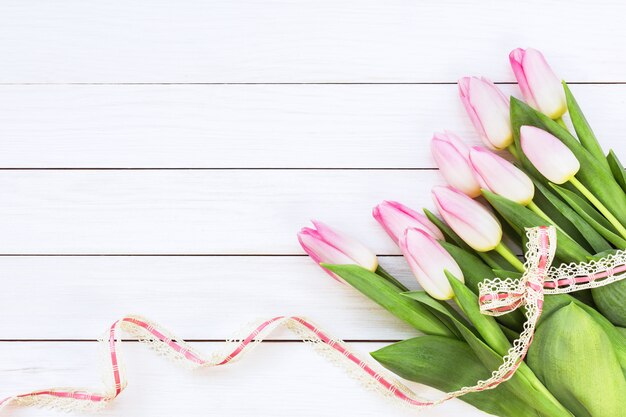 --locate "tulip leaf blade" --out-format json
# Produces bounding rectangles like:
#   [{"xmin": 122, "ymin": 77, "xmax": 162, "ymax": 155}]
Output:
[
  {"xmin": 322, "ymin": 264, "xmax": 457, "ymax": 338},
  {"xmin": 533, "ymin": 179, "xmax": 611, "ymax": 253},
  {"xmin": 592, "ymin": 280, "xmax": 626, "ymax": 327},
  {"xmin": 374, "ymin": 265, "xmax": 409, "ymax": 292},
  {"xmin": 607, "ymin": 149, "xmax": 626, "ymax": 194},
  {"xmin": 549, "ymin": 183, "xmax": 626, "ymax": 248},
  {"xmin": 441, "ymin": 242, "xmax": 525, "ymax": 331},
  {"xmin": 401, "ymin": 290, "xmax": 473, "ymax": 330},
  {"xmin": 492, "ymin": 269, "xmax": 523, "ymax": 279},
  {"xmin": 528, "ymin": 303, "xmax": 626, "ymax": 417},
  {"xmin": 562, "ymin": 81, "xmax": 611, "ymax": 171},
  {"xmin": 510, "ymin": 97, "xmax": 626, "ymax": 227},
  {"xmin": 542, "ymin": 294, "xmax": 626, "ymax": 370},
  {"xmin": 371, "ymin": 336, "xmax": 542, "ymax": 417},
  {"xmin": 482, "ymin": 189, "xmax": 590, "ymax": 262},
  {"xmin": 446, "ymin": 271, "xmax": 511, "ymax": 357}
]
